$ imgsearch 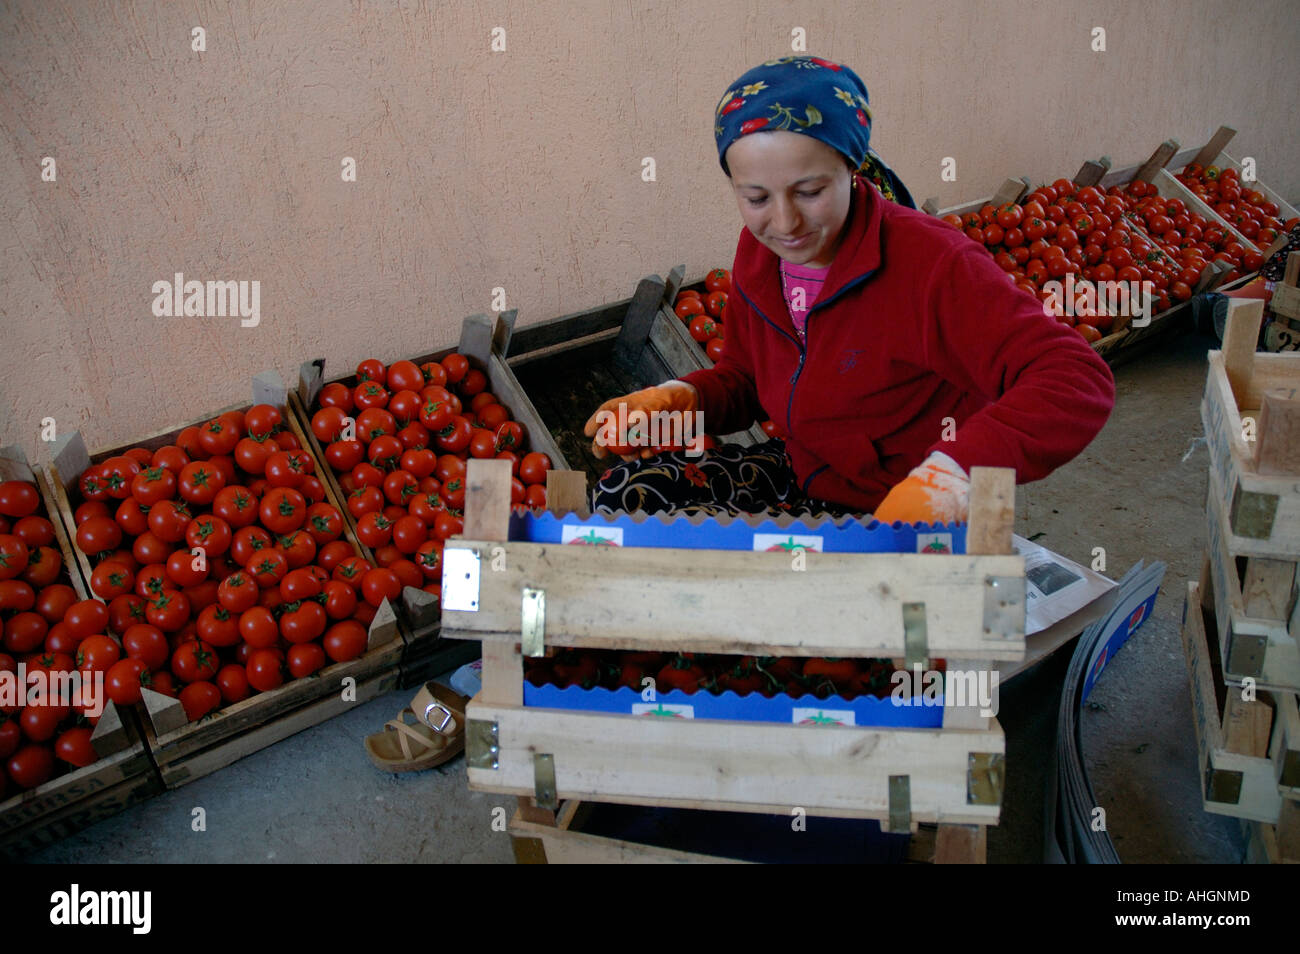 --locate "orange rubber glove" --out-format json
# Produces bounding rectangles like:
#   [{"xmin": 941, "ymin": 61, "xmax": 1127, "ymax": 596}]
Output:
[
  {"xmin": 873, "ymin": 451, "xmax": 970, "ymax": 525},
  {"xmin": 582, "ymin": 380, "xmax": 700, "ymax": 461}
]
